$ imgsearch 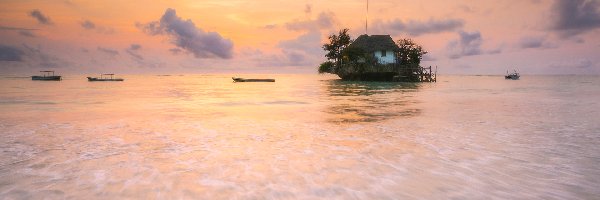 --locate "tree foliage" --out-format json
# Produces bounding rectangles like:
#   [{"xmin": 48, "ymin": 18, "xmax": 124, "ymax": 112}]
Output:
[
  {"xmin": 322, "ymin": 28, "xmax": 352, "ymax": 66},
  {"xmin": 318, "ymin": 61, "xmax": 334, "ymax": 74},
  {"xmin": 342, "ymin": 47, "xmax": 366, "ymax": 63},
  {"xmin": 396, "ymin": 38, "xmax": 428, "ymax": 65}
]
